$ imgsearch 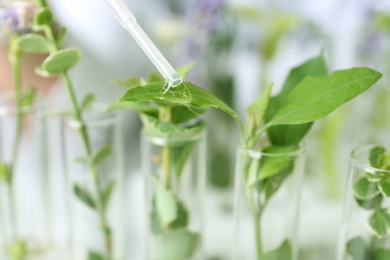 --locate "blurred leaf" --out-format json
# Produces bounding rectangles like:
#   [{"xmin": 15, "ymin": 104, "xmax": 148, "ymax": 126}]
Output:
[
  {"xmin": 102, "ymin": 180, "xmax": 115, "ymax": 210},
  {"xmin": 111, "ymin": 77, "xmax": 142, "ymax": 88},
  {"xmin": 91, "ymin": 145, "xmax": 112, "ymax": 166},
  {"xmin": 156, "ymin": 184, "xmax": 178, "ymax": 227},
  {"xmin": 353, "ymin": 177, "xmax": 380, "ymax": 200},
  {"xmin": 33, "ymin": 7, "xmax": 53, "ymax": 28},
  {"xmin": 74, "ymin": 184, "xmax": 96, "ymax": 209},
  {"xmin": 155, "ymin": 229, "xmax": 200, "ymax": 260},
  {"xmin": 346, "ymin": 237, "xmax": 371, "ymax": 260},
  {"xmin": 374, "ymin": 248, "xmax": 390, "ymax": 259},
  {"xmin": 370, "ymin": 146, "xmax": 386, "ymax": 168},
  {"xmin": 169, "ymin": 200, "xmax": 189, "ymax": 229},
  {"xmin": 0, "ymin": 162, "xmax": 11, "ymax": 184},
  {"xmin": 177, "ymin": 61, "xmax": 197, "ymax": 80},
  {"xmin": 15, "ymin": 34, "xmax": 49, "ymax": 54},
  {"xmin": 87, "ymin": 251, "xmax": 106, "ymax": 260},
  {"xmin": 56, "ymin": 27, "xmax": 67, "ymax": 47},
  {"xmin": 81, "ymin": 93, "xmax": 95, "ymax": 112},
  {"xmin": 40, "ymin": 48, "xmax": 81, "ymax": 74},
  {"xmin": 378, "ymin": 178, "xmax": 390, "ymax": 198},
  {"xmin": 355, "ymin": 195, "xmax": 382, "ymax": 210},
  {"xmin": 368, "ymin": 208, "xmax": 390, "ymax": 238},
  {"xmin": 262, "ymin": 240, "xmax": 292, "ymax": 260}
]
